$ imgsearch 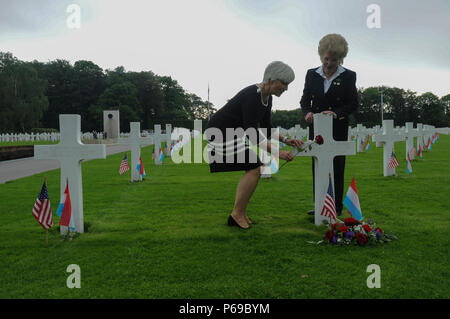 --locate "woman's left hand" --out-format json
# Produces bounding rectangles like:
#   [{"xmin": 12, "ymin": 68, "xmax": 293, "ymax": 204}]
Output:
[{"xmin": 321, "ymin": 110, "xmax": 337, "ymax": 119}]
